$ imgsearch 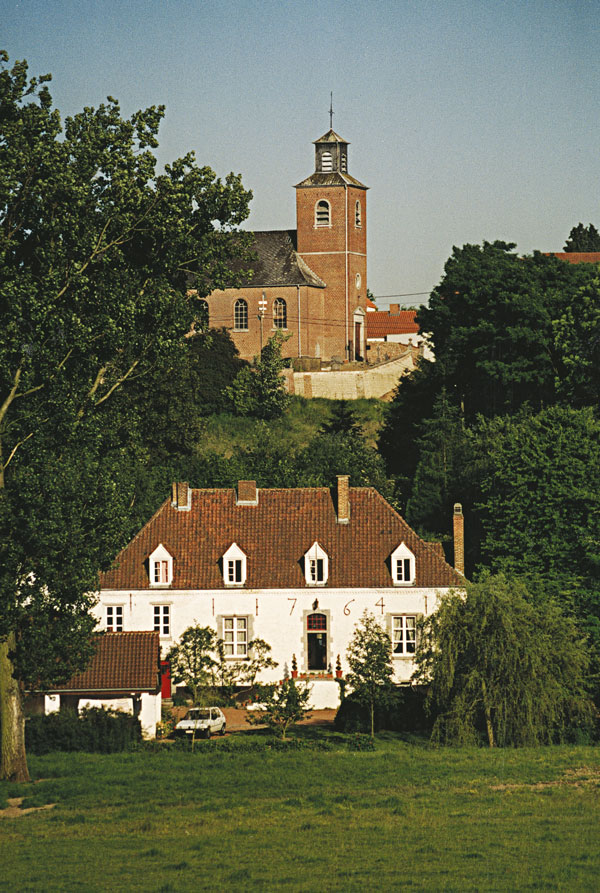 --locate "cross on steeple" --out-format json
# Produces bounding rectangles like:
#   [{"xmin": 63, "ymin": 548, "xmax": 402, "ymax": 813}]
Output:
[{"xmin": 329, "ymin": 92, "xmax": 334, "ymax": 129}]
